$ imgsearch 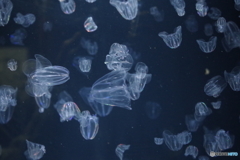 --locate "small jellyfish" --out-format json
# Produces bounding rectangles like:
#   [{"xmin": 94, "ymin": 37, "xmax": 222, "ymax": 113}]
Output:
[
  {"xmin": 158, "ymin": 26, "xmax": 182, "ymax": 49},
  {"xmin": 79, "ymin": 110, "xmax": 99, "ymax": 140},
  {"xmin": 150, "ymin": 6, "xmax": 164, "ymax": 22},
  {"xmin": 170, "ymin": 0, "xmax": 185, "ymax": 16},
  {"xmin": 204, "ymin": 75, "xmax": 227, "ymax": 97},
  {"xmin": 177, "ymin": 131, "xmax": 192, "ymax": 145},
  {"xmin": 154, "ymin": 137, "xmax": 164, "ymax": 145},
  {"xmin": 0, "ymin": 106, "xmax": 15, "ymax": 124},
  {"xmin": 54, "ymin": 101, "xmax": 81, "ymax": 122},
  {"xmin": 224, "ymin": 66, "xmax": 240, "ymax": 91},
  {"xmin": 145, "ymin": 101, "xmax": 161, "ymax": 119},
  {"xmin": 7, "ymin": 59, "xmax": 17, "ymax": 71},
  {"xmin": 24, "ymin": 140, "xmax": 46, "ymax": 160},
  {"xmin": 194, "ymin": 102, "xmax": 212, "ymax": 121},
  {"xmin": 208, "ymin": 7, "xmax": 221, "ymax": 20},
  {"xmin": 196, "ymin": 0, "xmax": 208, "ymax": 17},
  {"xmin": 105, "ymin": 43, "xmax": 133, "ymax": 71},
  {"xmin": 215, "ymin": 17, "xmax": 226, "ymax": 33},
  {"xmin": 184, "ymin": 145, "xmax": 198, "ymax": 159},
  {"xmin": 0, "ymin": 0, "xmax": 13, "ymax": 26},
  {"xmin": 115, "ymin": 144, "xmax": 130, "ymax": 160},
  {"xmin": 0, "ymin": 85, "xmax": 17, "ymax": 112},
  {"xmin": 43, "ymin": 21, "xmax": 53, "ymax": 32},
  {"xmin": 78, "ymin": 56, "xmax": 93, "ymax": 73},
  {"xmin": 215, "ymin": 129, "xmax": 234, "ymax": 151},
  {"xmin": 235, "ymin": 0, "xmax": 240, "ymax": 11},
  {"xmin": 204, "ymin": 23, "xmax": 213, "ymax": 36},
  {"xmin": 110, "ymin": 0, "xmax": 138, "ymax": 20},
  {"xmin": 14, "ymin": 13, "xmax": 36, "ymax": 27},
  {"xmin": 185, "ymin": 114, "xmax": 200, "ymax": 132},
  {"xmin": 80, "ymin": 38, "xmax": 98, "ymax": 55},
  {"xmin": 196, "ymin": 36, "xmax": 217, "ymax": 53},
  {"xmin": 59, "ymin": 0, "xmax": 76, "ymax": 14},
  {"xmin": 221, "ymin": 21, "xmax": 240, "ymax": 52},
  {"xmin": 72, "ymin": 56, "xmax": 93, "ymax": 78},
  {"xmin": 10, "ymin": 28, "xmax": 27, "ymax": 46},
  {"xmin": 185, "ymin": 15, "xmax": 198, "ymax": 33},
  {"xmin": 84, "ymin": 17, "xmax": 98, "ymax": 32},
  {"xmin": 35, "ymin": 93, "xmax": 51, "ymax": 113},
  {"xmin": 163, "ymin": 130, "xmax": 183, "ymax": 151},
  {"xmin": 211, "ymin": 101, "xmax": 221, "ymax": 109}
]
